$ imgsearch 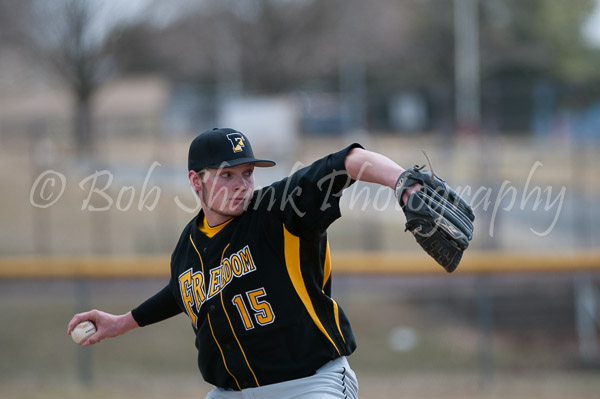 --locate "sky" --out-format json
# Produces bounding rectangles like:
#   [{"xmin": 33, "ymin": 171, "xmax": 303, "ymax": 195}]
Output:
[{"xmin": 583, "ymin": 0, "xmax": 600, "ymax": 46}]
